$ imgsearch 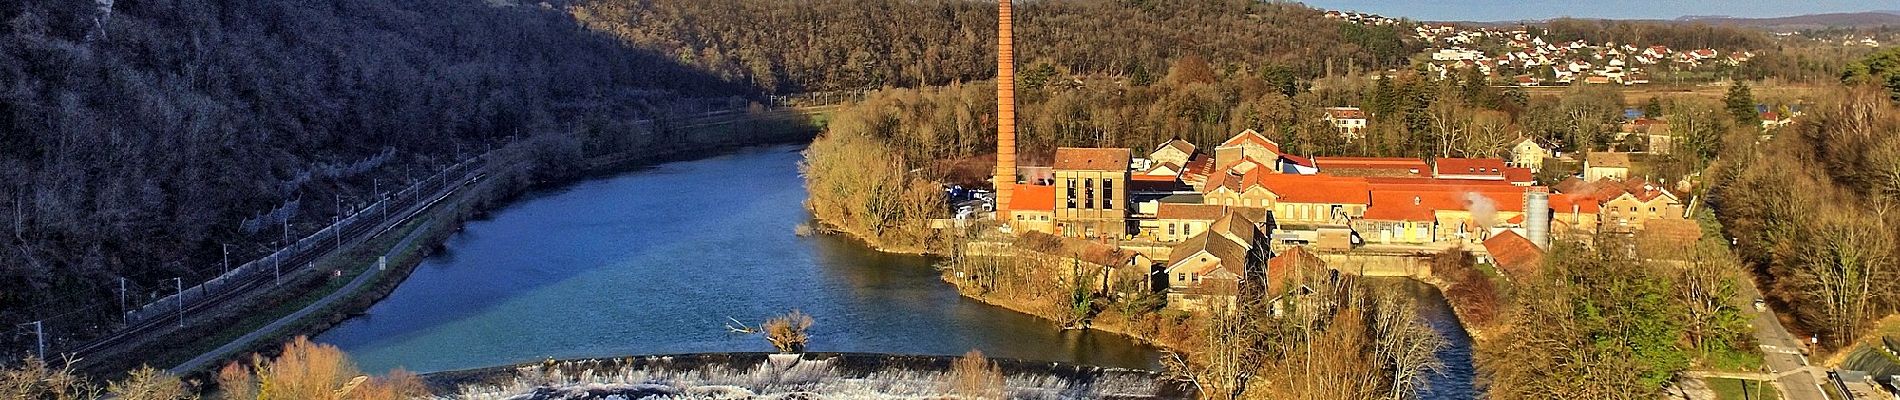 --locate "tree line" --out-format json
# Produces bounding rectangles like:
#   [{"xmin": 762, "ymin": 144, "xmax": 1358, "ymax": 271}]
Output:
[
  {"xmin": 1710, "ymin": 83, "xmax": 1900, "ymax": 349},
  {"xmin": 567, "ymin": 0, "xmax": 1418, "ymax": 94},
  {"xmin": 0, "ymin": 0, "xmax": 745, "ymax": 350}
]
